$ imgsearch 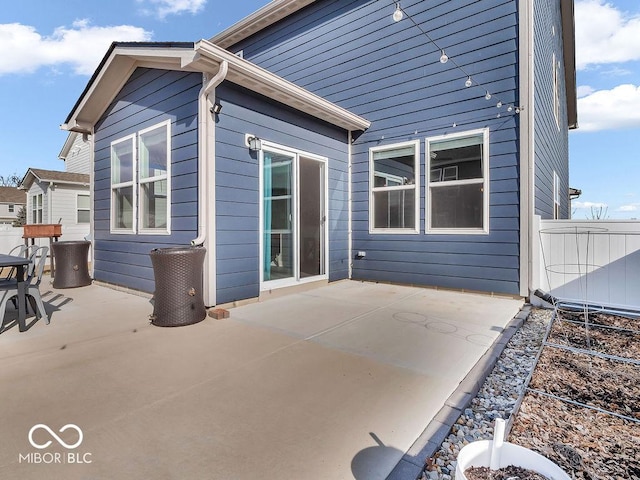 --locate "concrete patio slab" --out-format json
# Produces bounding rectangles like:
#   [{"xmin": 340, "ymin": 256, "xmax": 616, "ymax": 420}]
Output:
[{"xmin": 0, "ymin": 278, "xmax": 523, "ymax": 480}]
